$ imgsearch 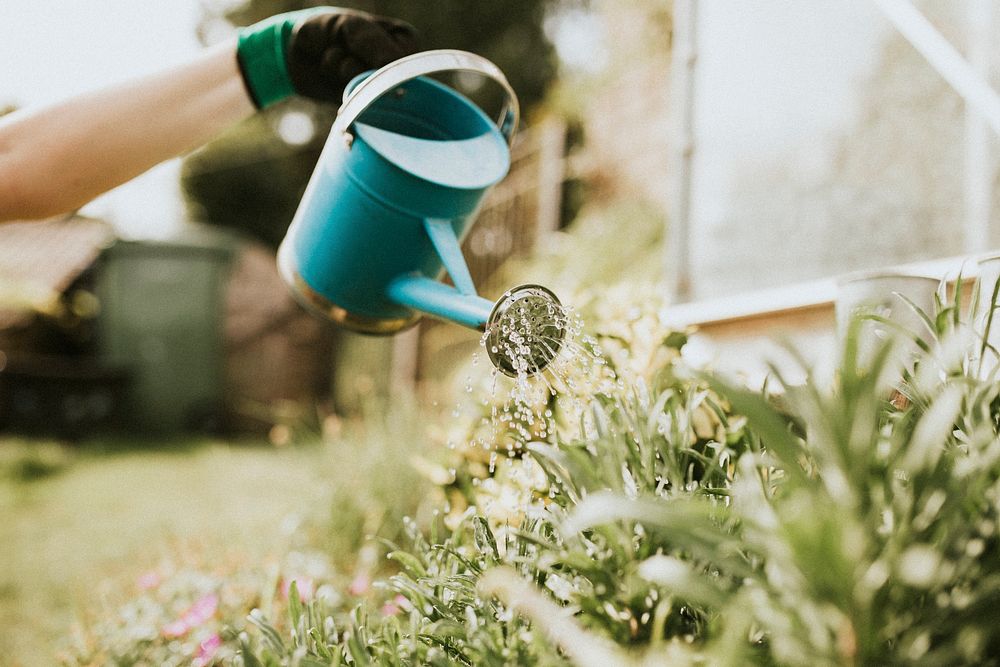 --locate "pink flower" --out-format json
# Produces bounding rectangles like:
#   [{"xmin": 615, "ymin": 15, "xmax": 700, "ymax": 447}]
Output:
[
  {"xmin": 136, "ymin": 570, "xmax": 162, "ymax": 591},
  {"xmin": 381, "ymin": 594, "xmax": 409, "ymax": 617},
  {"xmin": 162, "ymin": 620, "xmax": 188, "ymax": 638},
  {"xmin": 182, "ymin": 594, "xmax": 219, "ymax": 627},
  {"xmin": 161, "ymin": 593, "xmax": 218, "ymax": 638},
  {"xmin": 281, "ymin": 577, "xmax": 315, "ymax": 601},
  {"xmin": 193, "ymin": 633, "xmax": 222, "ymax": 667},
  {"xmin": 348, "ymin": 573, "xmax": 370, "ymax": 596}
]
